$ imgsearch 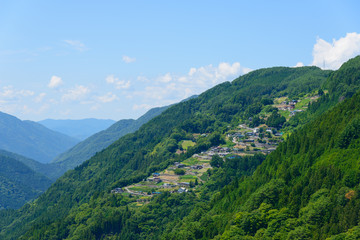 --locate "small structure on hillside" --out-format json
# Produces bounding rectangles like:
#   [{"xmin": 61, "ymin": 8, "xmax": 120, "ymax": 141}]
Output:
[
  {"xmin": 111, "ymin": 188, "xmax": 124, "ymax": 194},
  {"xmin": 191, "ymin": 165, "xmax": 203, "ymax": 170},
  {"xmin": 178, "ymin": 182, "xmax": 190, "ymax": 187},
  {"xmin": 178, "ymin": 187, "xmax": 188, "ymax": 193}
]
